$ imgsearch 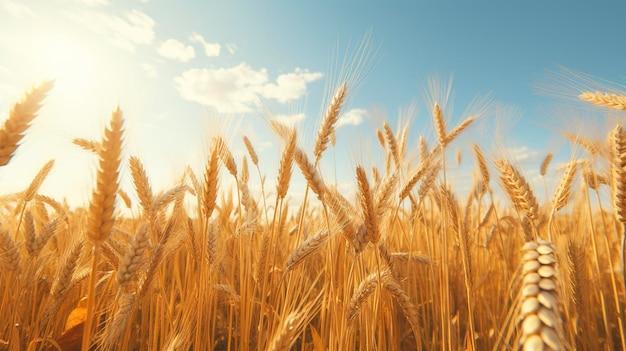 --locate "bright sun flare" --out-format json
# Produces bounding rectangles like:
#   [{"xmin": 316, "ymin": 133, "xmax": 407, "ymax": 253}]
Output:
[{"xmin": 38, "ymin": 34, "xmax": 94, "ymax": 94}]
